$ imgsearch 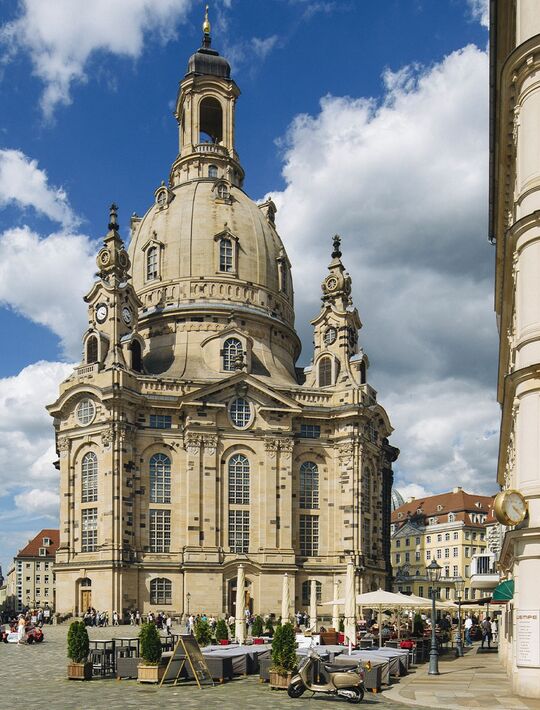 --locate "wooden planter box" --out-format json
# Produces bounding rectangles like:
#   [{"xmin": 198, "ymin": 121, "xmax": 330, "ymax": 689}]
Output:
[
  {"xmin": 67, "ymin": 661, "xmax": 92, "ymax": 680},
  {"xmin": 269, "ymin": 670, "xmax": 292, "ymax": 689},
  {"xmin": 137, "ymin": 663, "xmax": 166, "ymax": 683}
]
